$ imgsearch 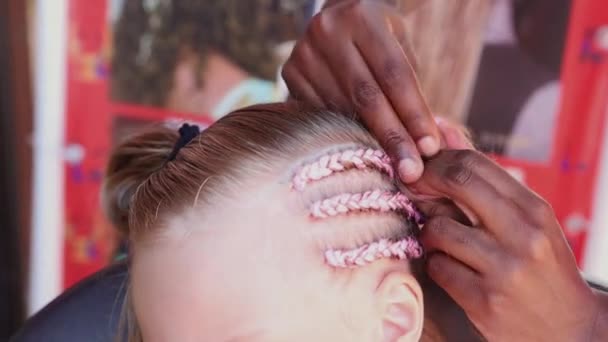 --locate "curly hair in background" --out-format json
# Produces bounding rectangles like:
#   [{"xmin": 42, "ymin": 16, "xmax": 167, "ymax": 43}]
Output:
[{"xmin": 111, "ymin": 0, "xmax": 305, "ymax": 107}]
